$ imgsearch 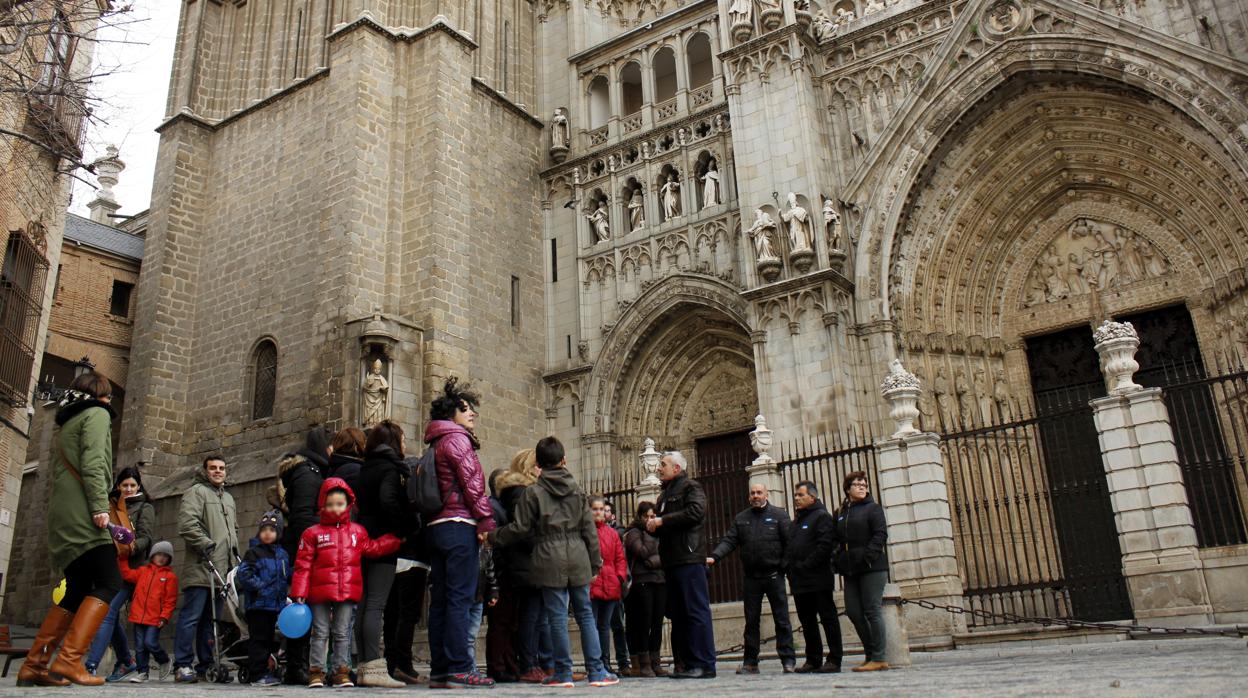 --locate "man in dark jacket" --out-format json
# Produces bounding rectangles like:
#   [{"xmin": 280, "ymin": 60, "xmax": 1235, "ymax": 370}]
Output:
[
  {"xmin": 648, "ymin": 450, "xmax": 716, "ymax": 679},
  {"xmin": 708, "ymin": 482, "xmax": 796, "ymax": 674},
  {"xmin": 785, "ymin": 481, "xmax": 843, "ymax": 673}
]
